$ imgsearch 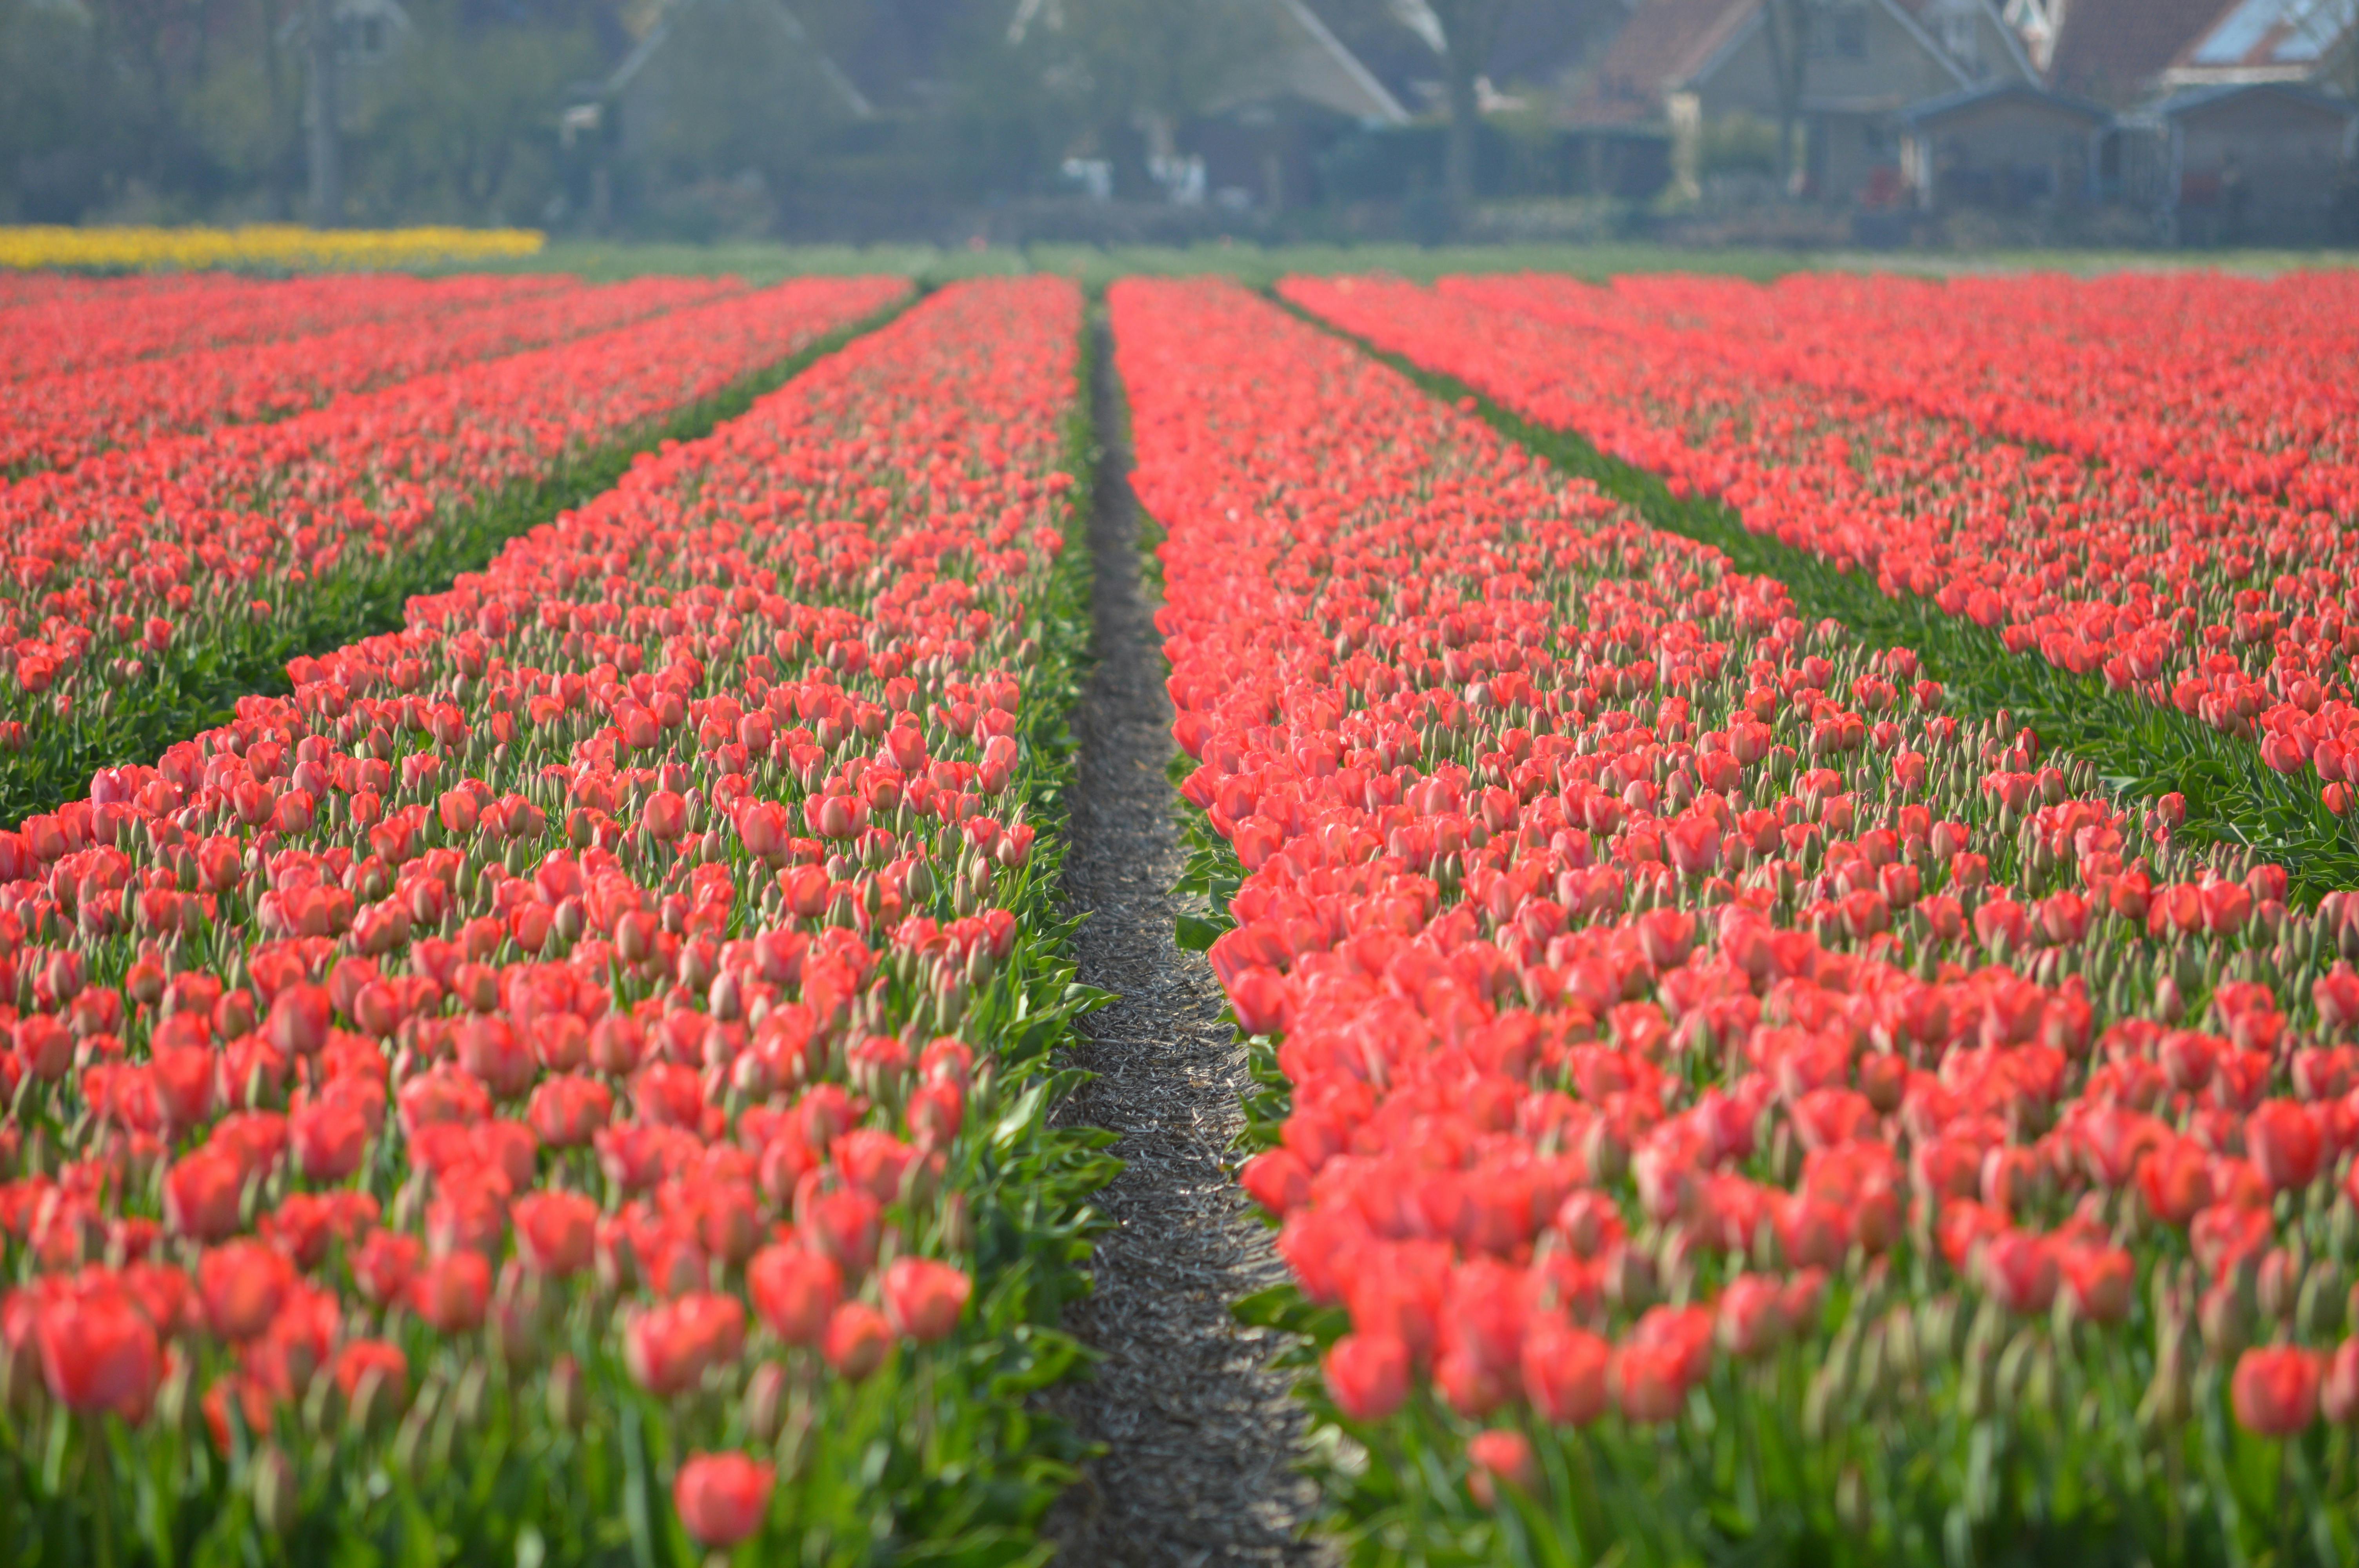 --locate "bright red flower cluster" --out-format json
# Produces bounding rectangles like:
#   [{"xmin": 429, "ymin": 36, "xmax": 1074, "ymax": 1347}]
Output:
[
  {"xmin": 0, "ymin": 273, "xmax": 715, "ymax": 475},
  {"xmin": 1592, "ymin": 270, "xmax": 2359, "ymax": 517},
  {"xmin": 1116, "ymin": 276, "xmax": 2359, "ymax": 1550},
  {"xmin": 0, "ymin": 274, "xmax": 905, "ymax": 734},
  {"xmin": 0, "ymin": 277, "xmax": 1083, "ymax": 1553},
  {"xmin": 1286, "ymin": 274, "xmax": 2359, "ymax": 812},
  {"xmin": 0, "ymin": 272, "xmax": 568, "ymax": 385}
]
